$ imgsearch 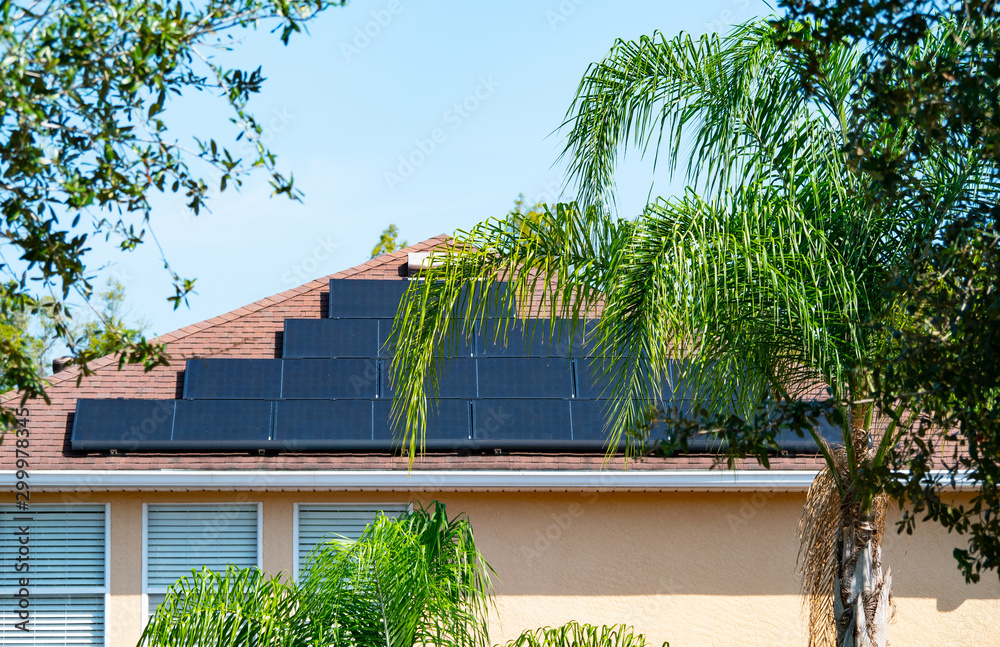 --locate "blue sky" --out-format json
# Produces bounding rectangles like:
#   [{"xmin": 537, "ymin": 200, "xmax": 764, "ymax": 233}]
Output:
[{"xmin": 83, "ymin": 0, "xmax": 768, "ymax": 336}]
